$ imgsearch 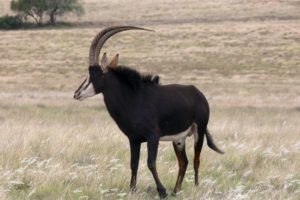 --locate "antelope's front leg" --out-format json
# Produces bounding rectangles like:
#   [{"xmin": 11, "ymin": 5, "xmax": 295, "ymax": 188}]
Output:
[
  {"xmin": 129, "ymin": 140, "xmax": 141, "ymax": 191},
  {"xmin": 147, "ymin": 137, "xmax": 167, "ymax": 199}
]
